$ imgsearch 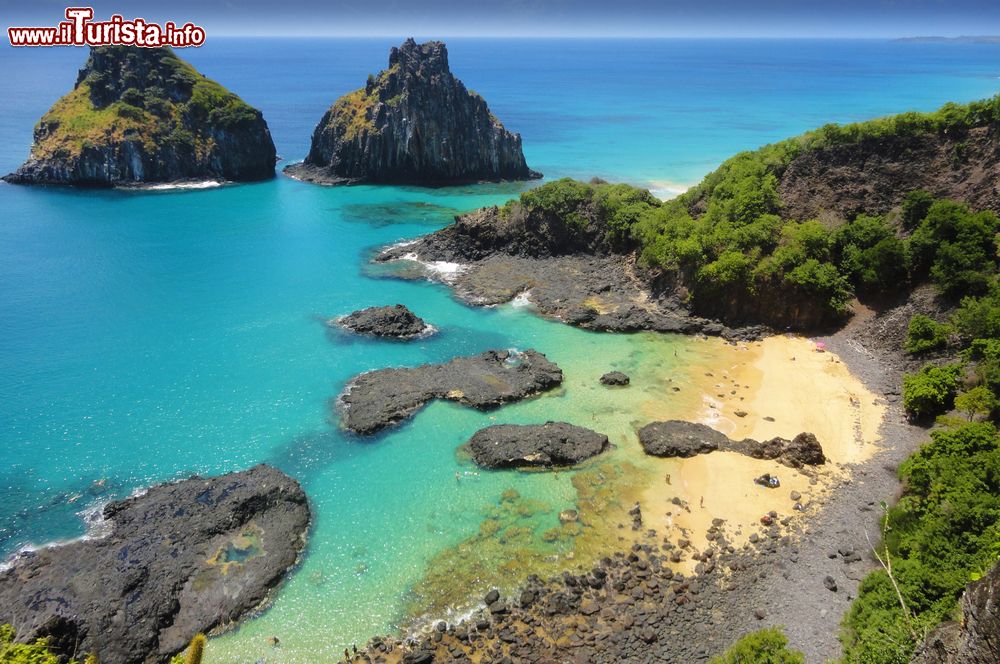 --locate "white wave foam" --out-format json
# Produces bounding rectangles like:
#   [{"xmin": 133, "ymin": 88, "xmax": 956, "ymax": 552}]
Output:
[
  {"xmin": 399, "ymin": 252, "xmax": 469, "ymax": 283},
  {"xmin": 129, "ymin": 180, "xmax": 225, "ymax": 191},
  {"xmin": 510, "ymin": 290, "xmax": 534, "ymax": 308}
]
